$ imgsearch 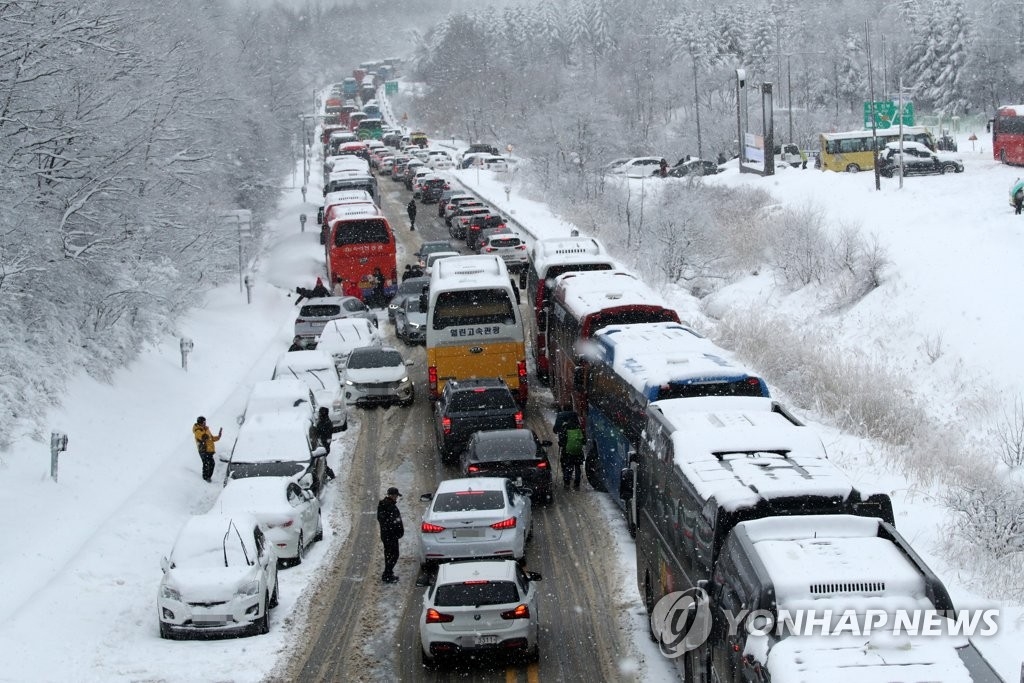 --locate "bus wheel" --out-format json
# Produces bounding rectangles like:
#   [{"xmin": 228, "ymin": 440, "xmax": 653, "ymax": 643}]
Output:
[
  {"xmin": 845, "ymin": 163, "xmax": 860, "ymax": 173},
  {"xmin": 645, "ymin": 575, "xmax": 657, "ymax": 643}
]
